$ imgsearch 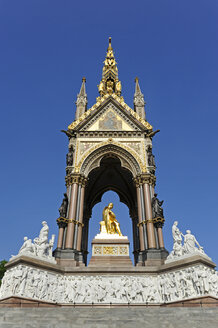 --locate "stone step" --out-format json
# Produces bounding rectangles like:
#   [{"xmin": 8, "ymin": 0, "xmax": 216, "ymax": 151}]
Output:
[
  {"xmin": 89, "ymin": 255, "xmax": 133, "ymax": 266},
  {"xmin": 0, "ymin": 308, "xmax": 217, "ymax": 328}
]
